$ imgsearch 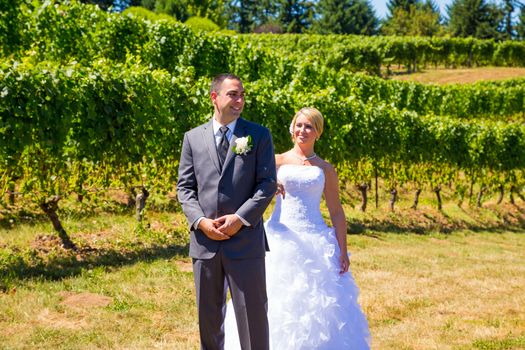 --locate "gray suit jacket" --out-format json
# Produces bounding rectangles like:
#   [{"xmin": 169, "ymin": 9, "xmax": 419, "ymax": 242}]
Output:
[{"xmin": 177, "ymin": 117, "xmax": 277, "ymax": 259}]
